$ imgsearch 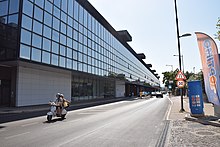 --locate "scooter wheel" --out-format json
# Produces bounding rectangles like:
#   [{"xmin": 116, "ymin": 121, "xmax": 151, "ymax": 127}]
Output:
[
  {"xmin": 61, "ymin": 114, "xmax": 66, "ymax": 119},
  {"xmin": 47, "ymin": 115, "xmax": 52, "ymax": 121}
]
